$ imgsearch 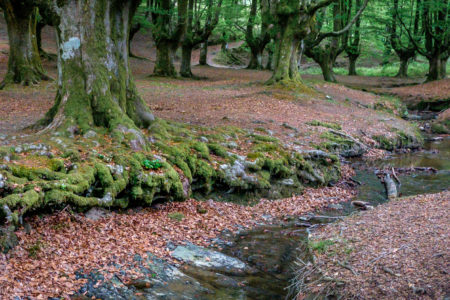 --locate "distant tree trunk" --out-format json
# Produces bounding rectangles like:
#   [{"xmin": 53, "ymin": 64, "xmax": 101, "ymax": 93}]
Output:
[
  {"xmin": 154, "ymin": 40, "xmax": 177, "ymax": 77},
  {"xmin": 0, "ymin": 1, "xmax": 49, "ymax": 88},
  {"xmin": 289, "ymin": 39, "xmax": 301, "ymax": 79},
  {"xmin": 440, "ymin": 56, "xmax": 448, "ymax": 79},
  {"xmin": 396, "ymin": 57, "xmax": 409, "ymax": 78},
  {"xmin": 265, "ymin": 46, "xmax": 273, "ymax": 70},
  {"xmin": 151, "ymin": 0, "xmax": 188, "ymax": 77},
  {"xmin": 319, "ymin": 56, "xmax": 336, "ymax": 82},
  {"xmin": 427, "ymin": 53, "xmax": 442, "ymax": 82},
  {"xmin": 36, "ymin": 20, "xmax": 45, "ymax": 55},
  {"xmin": 199, "ymin": 41, "xmax": 208, "ymax": 65},
  {"xmin": 248, "ymin": 48, "xmax": 264, "ymax": 69},
  {"xmin": 41, "ymin": 0, "xmax": 154, "ymax": 135},
  {"xmin": 180, "ymin": 44, "xmax": 193, "ymax": 77},
  {"xmin": 348, "ymin": 54, "xmax": 358, "ymax": 75}
]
